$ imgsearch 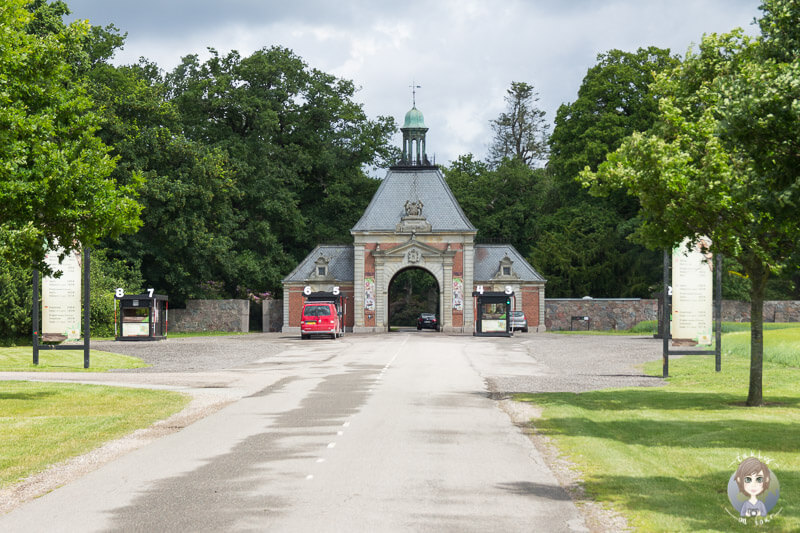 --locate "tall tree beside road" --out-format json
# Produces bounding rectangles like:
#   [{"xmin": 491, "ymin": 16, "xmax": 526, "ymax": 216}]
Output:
[
  {"xmin": 0, "ymin": 0, "xmax": 141, "ymax": 273},
  {"xmin": 581, "ymin": 0, "xmax": 800, "ymax": 406},
  {"xmin": 444, "ymin": 155, "xmax": 545, "ymax": 257},
  {"xmin": 488, "ymin": 81, "xmax": 549, "ymax": 168},
  {"xmin": 166, "ymin": 47, "xmax": 396, "ymax": 292},
  {"xmin": 530, "ymin": 47, "xmax": 679, "ymax": 298}
]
